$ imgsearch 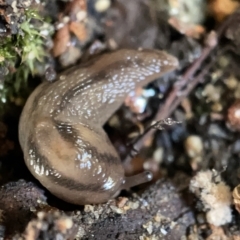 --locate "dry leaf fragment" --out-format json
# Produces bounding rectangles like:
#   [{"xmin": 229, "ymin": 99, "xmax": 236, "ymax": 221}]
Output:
[
  {"xmin": 52, "ymin": 25, "xmax": 70, "ymax": 57},
  {"xmin": 69, "ymin": 21, "xmax": 87, "ymax": 42},
  {"xmin": 208, "ymin": 0, "xmax": 239, "ymax": 22}
]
